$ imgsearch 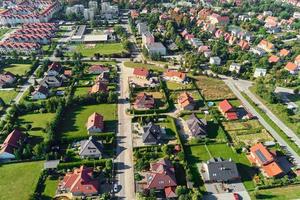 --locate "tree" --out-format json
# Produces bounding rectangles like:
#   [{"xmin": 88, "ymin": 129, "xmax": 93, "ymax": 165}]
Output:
[{"xmin": 0, "ymin": 97, "xmax": 5, "ymax": 107}]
